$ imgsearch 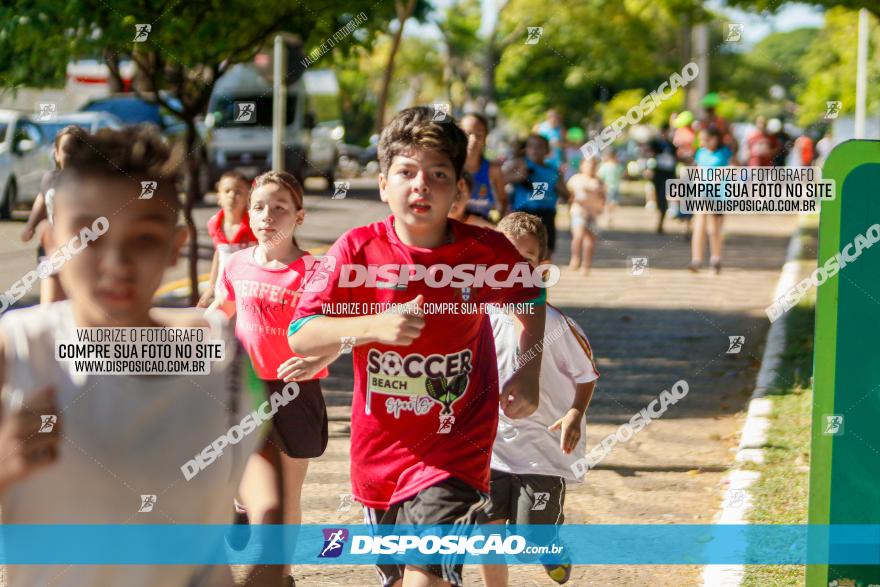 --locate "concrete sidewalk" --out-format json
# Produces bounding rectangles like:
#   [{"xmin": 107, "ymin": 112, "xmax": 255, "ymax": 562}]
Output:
[{"xmin": 286, "ymin": 199, "xmax": 797, "ymax": 586}]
